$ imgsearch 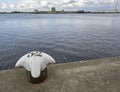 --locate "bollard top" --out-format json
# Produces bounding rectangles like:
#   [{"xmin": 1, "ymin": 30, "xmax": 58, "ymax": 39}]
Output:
[{"xmin": 15, "ymin": 51, "xmax": 55, "ymax": 78}]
